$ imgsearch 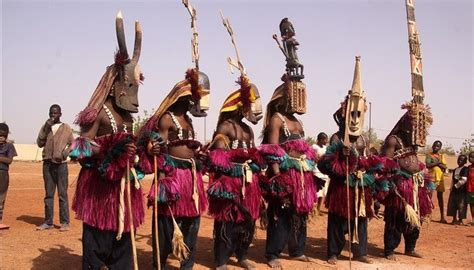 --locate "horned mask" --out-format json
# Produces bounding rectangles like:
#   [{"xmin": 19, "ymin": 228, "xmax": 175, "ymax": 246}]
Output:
[{"xmin": 112, "ymin": 11, "xmax": 142, "ymax": 113}]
